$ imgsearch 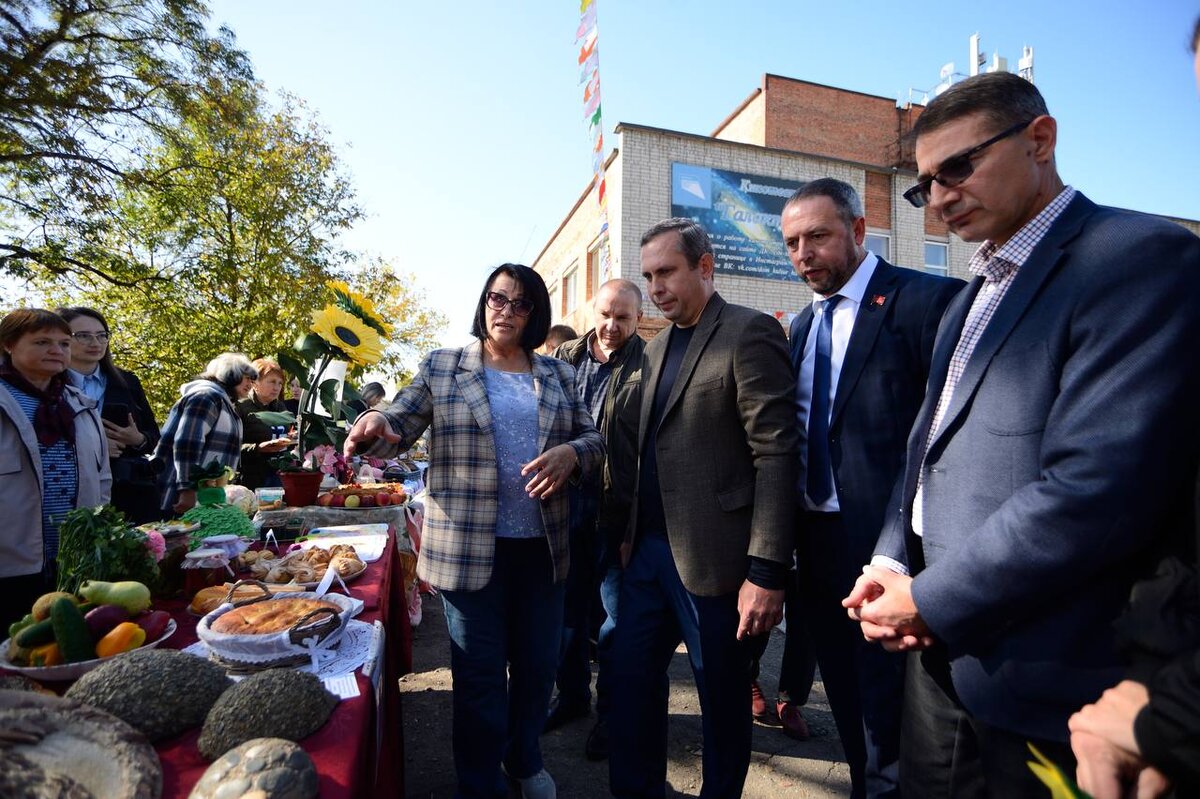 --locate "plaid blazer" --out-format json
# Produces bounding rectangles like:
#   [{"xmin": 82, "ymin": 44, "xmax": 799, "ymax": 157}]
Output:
[{"xmin": 366, "ymin": 341, "xmax": 604, "ymax": 591}]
